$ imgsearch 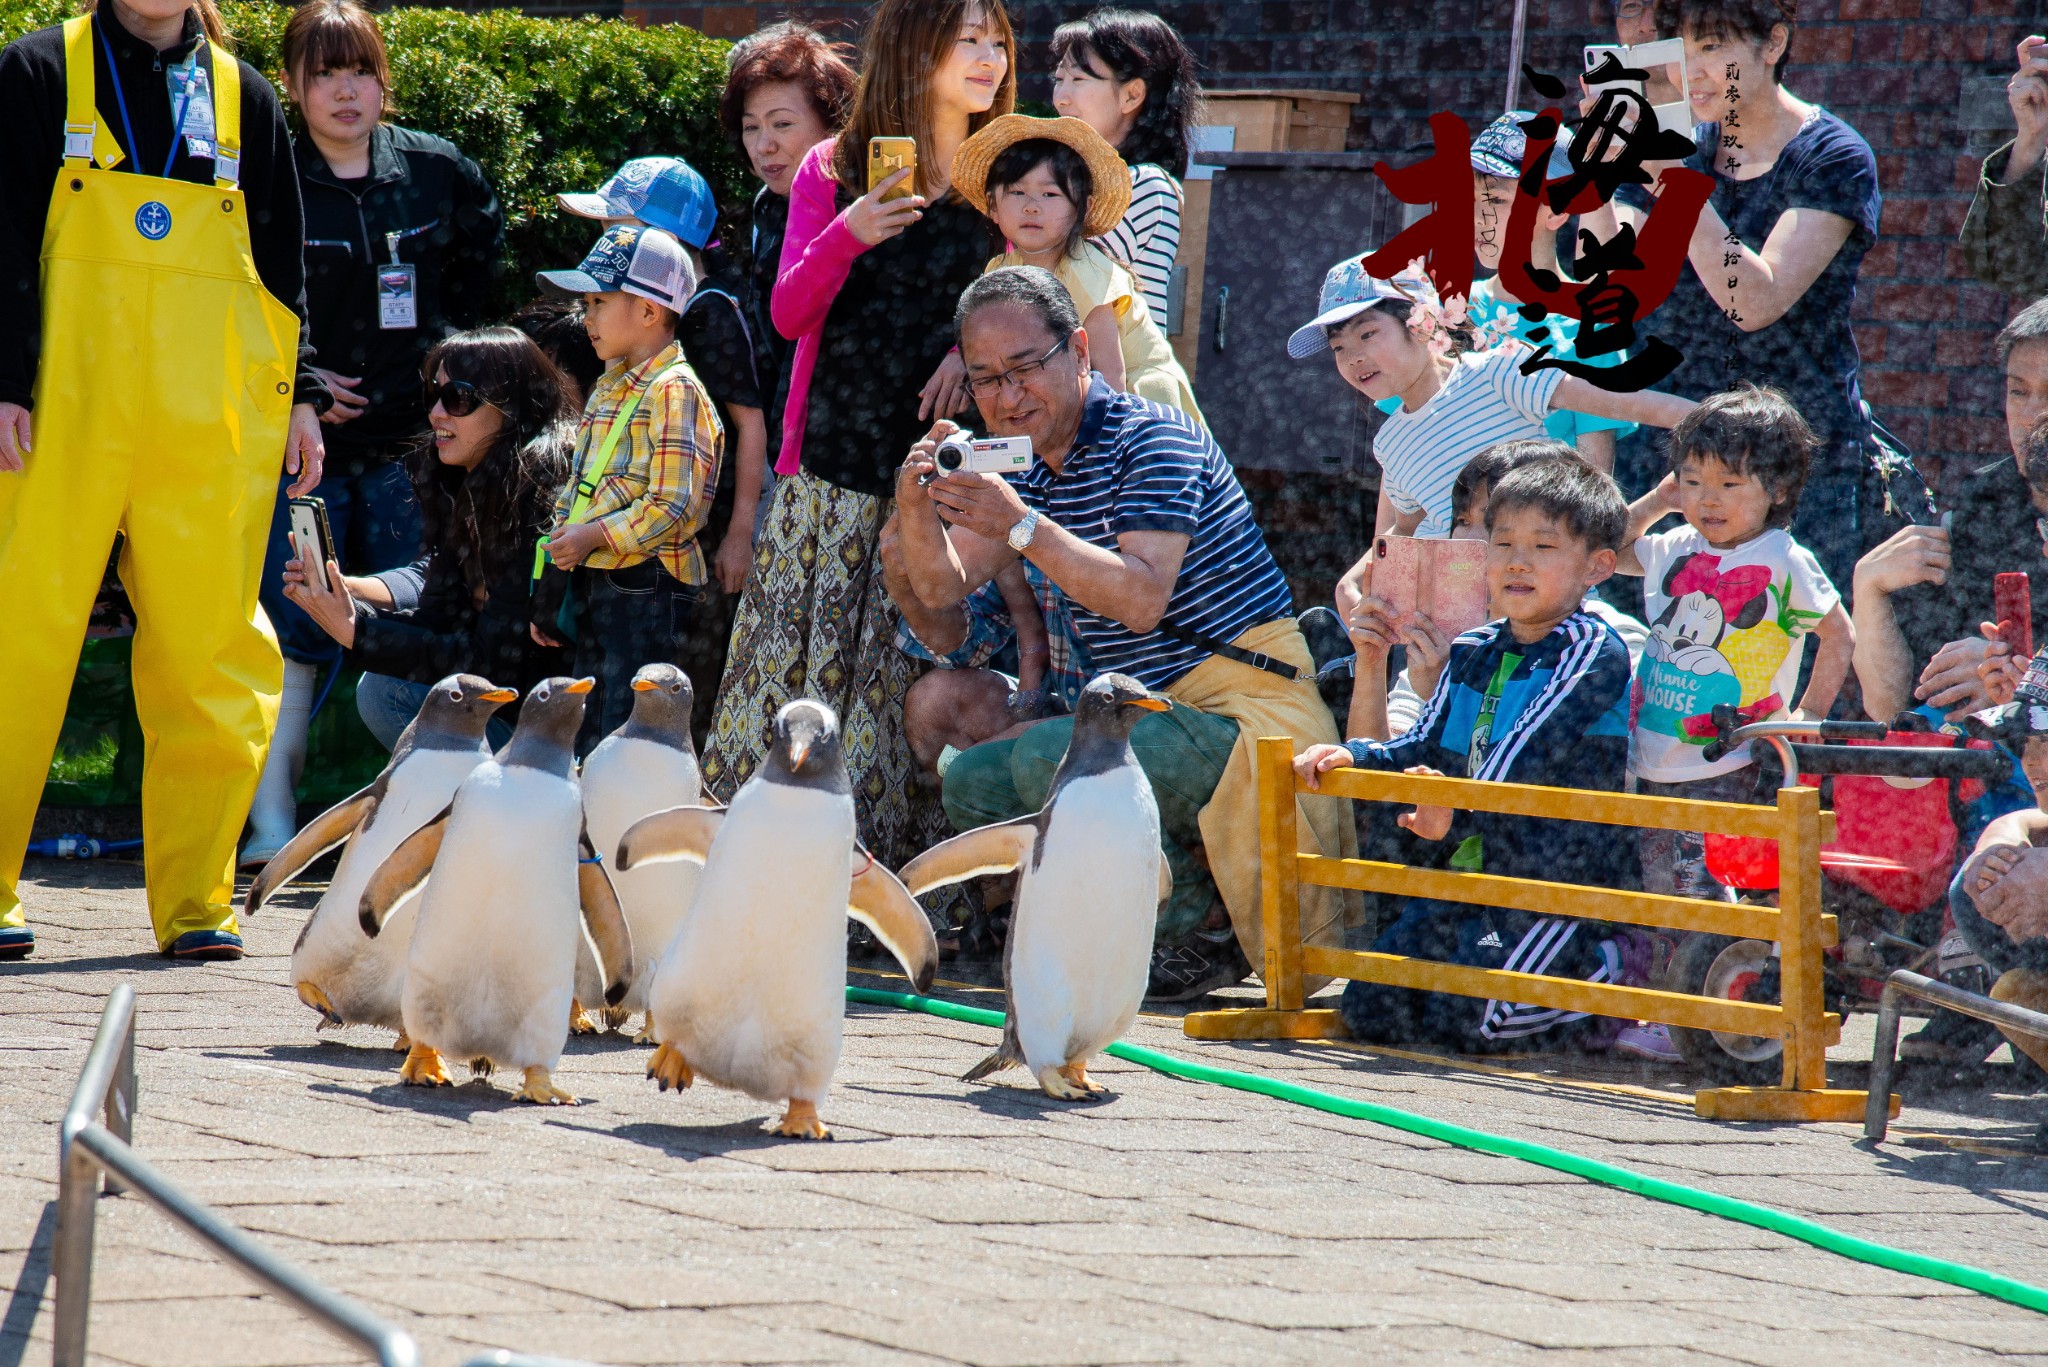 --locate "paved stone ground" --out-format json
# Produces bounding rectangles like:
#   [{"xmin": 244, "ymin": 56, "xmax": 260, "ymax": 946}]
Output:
[{"xmin": 8, "ymin": 859, "xmax": 2048, "ymax": 1366}]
